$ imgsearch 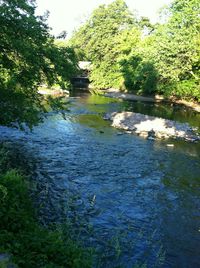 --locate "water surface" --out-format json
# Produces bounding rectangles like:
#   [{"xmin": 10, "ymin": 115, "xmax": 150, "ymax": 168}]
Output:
[{"xmin": 0, "ymin": 93, "xmax": 200, "ymax": 267}]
